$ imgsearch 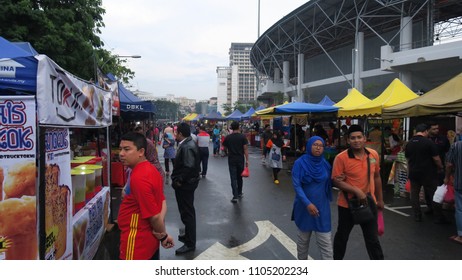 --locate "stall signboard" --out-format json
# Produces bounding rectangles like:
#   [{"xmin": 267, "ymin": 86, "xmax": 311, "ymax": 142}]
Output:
[
  {"xmin": 44, "ymin": 127, "xmax": 73, "ymax": 260},
  {"xmin": 36, "ymin": 55, "xmax": 112, "ymax": 127},
  {"xmin": 97, "ymin": 68, "xmax": 120, "ymax": 117},
  {"xmin": 0, "ymin": 96, "xmax": 38, "ymax": 260},
  {"xmin": 72, "ymin": 187, "xmax": 110, "ymax": 260}
]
